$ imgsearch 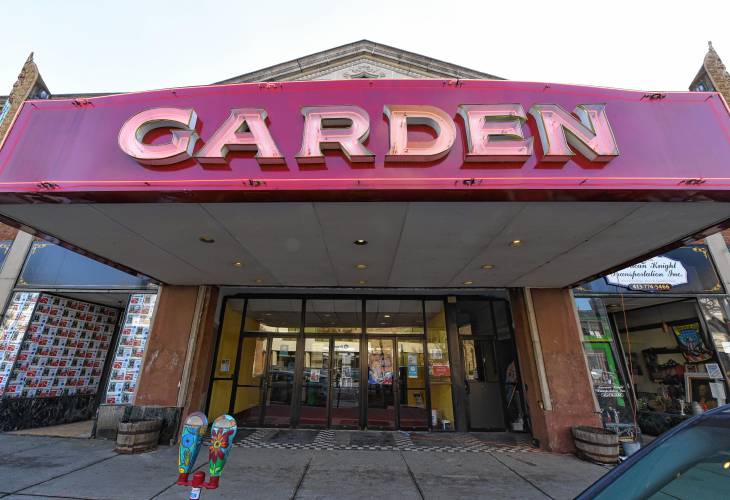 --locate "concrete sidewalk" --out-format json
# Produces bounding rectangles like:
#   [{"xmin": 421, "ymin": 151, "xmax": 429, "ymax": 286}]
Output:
[{"xmin": 0, "ymin": 434, "xmax": 607, "ymax": 499}]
